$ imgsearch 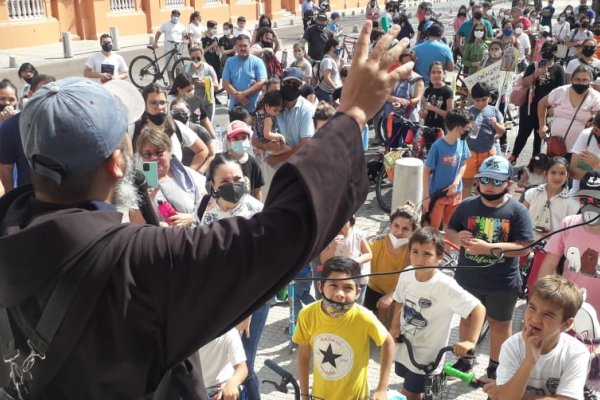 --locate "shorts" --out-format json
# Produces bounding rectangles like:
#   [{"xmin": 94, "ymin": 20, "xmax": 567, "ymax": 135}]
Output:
[
  {"xmin": 428, "ymin": 192, "xmax": 461, "ymax": 229},
  {"xmin": 395, "ymin": 362, "xmax": 426, "ymax": 394},
  {"xmin": 464, "ymin": 148, "xmax": 496, "ymax": 179},
  {"xmin": 463, "ymin": 285, "xmax": 520, "ymax": 321}
]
